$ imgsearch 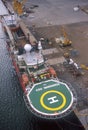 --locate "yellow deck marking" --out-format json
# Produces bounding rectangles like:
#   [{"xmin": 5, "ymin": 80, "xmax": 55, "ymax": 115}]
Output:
[{"xmin": 40, "ymin": 90, "xmax": 66, "ymax": 111}]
